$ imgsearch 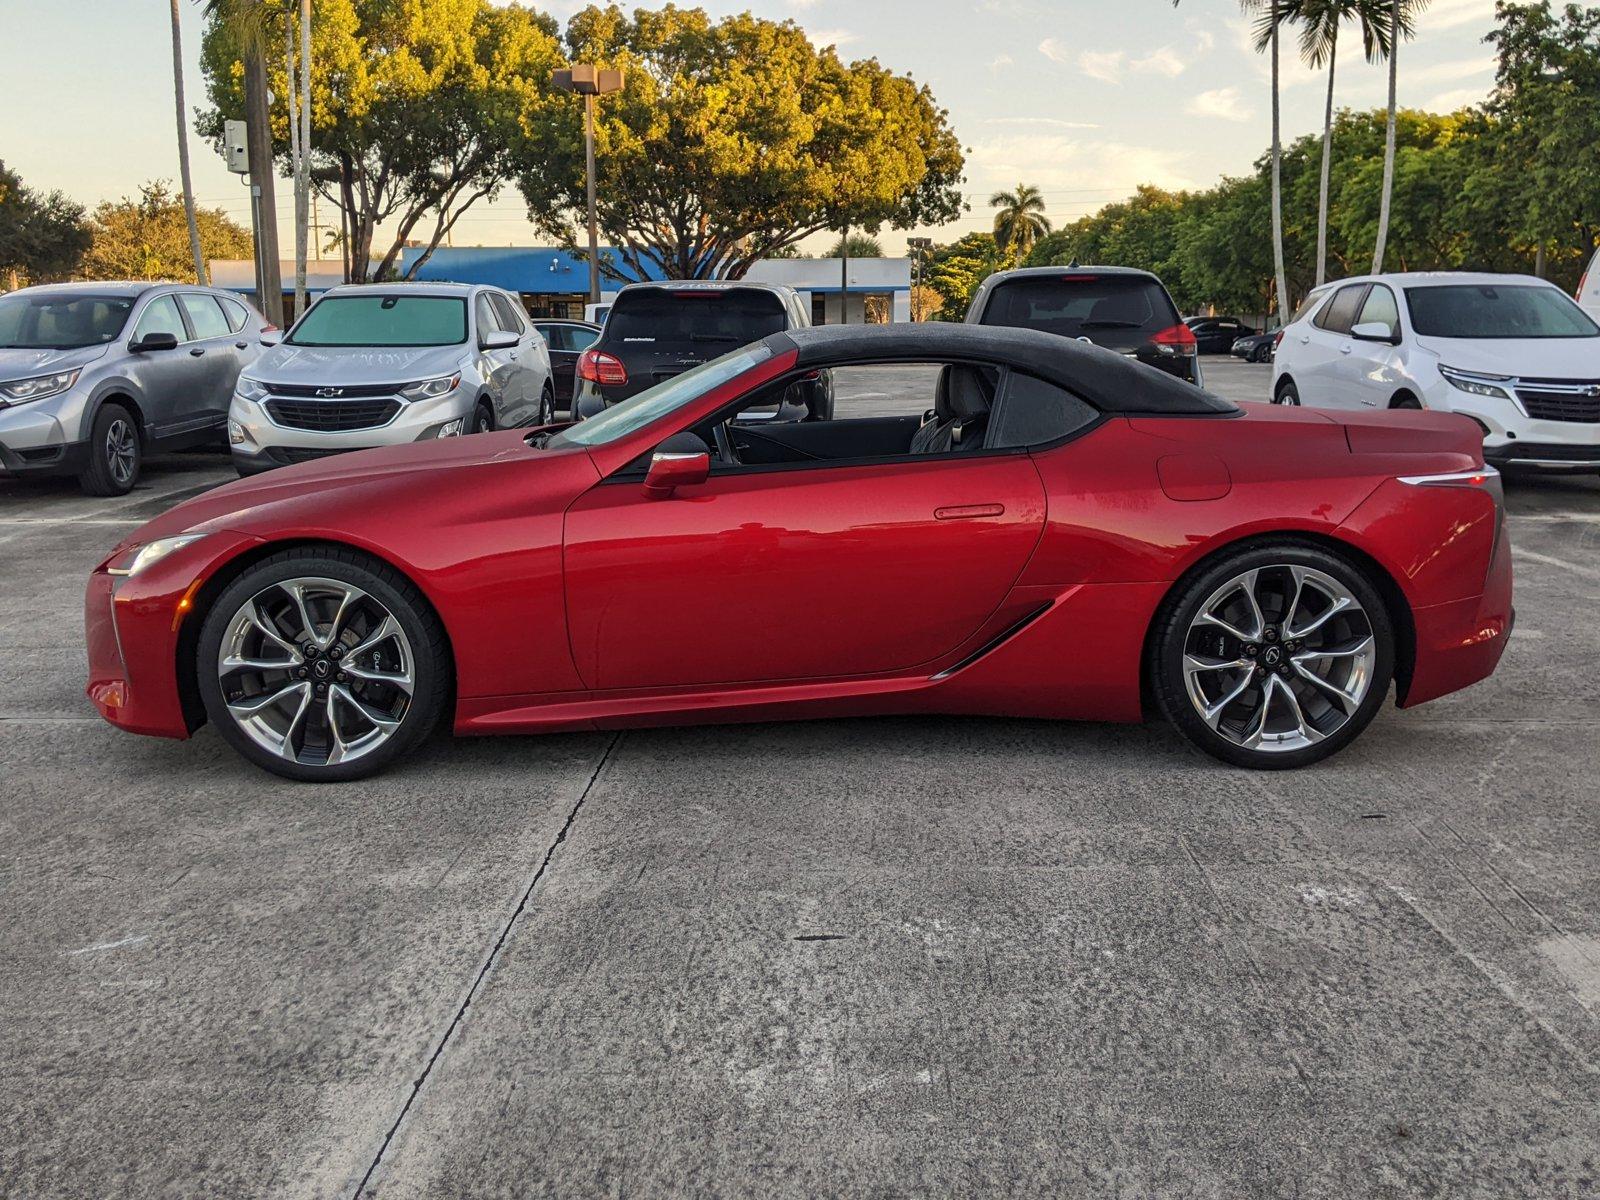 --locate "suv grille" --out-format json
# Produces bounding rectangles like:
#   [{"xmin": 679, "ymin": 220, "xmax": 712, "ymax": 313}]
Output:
[
  {"xmin": 266, "ymin": 398, "xmax": 401, "ymax": 432},
  {"xmin": 1513, "ymin": 381, "xmax": 1600, "ymax": 423},
  {"xmin": 266, "ymin": 381, "xmax": 403, "ymax": 399}
]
